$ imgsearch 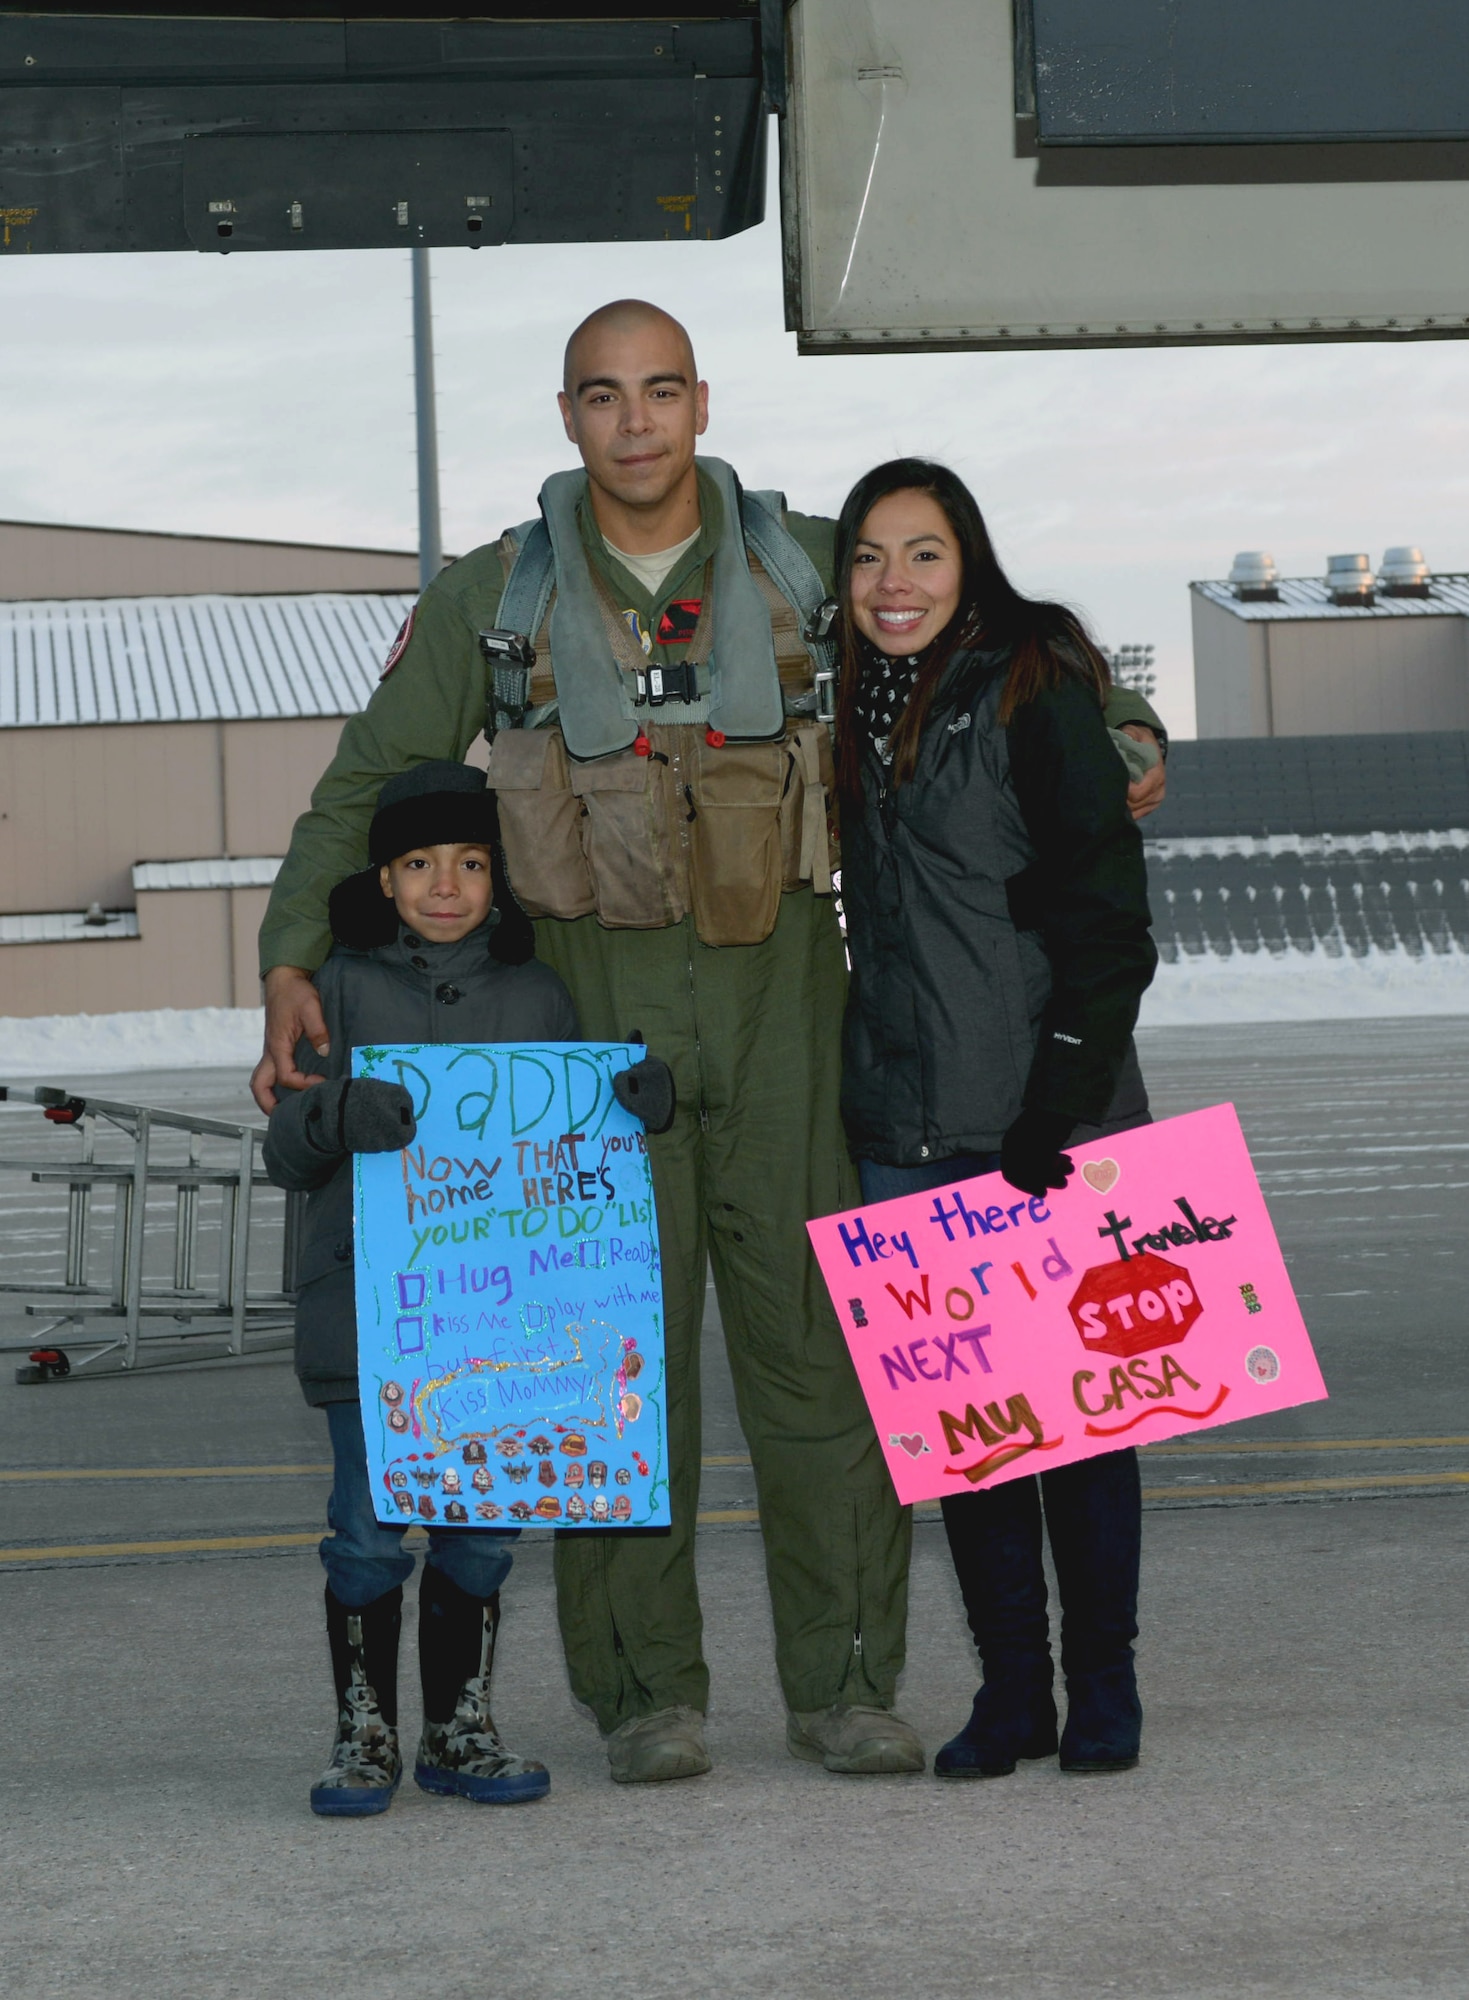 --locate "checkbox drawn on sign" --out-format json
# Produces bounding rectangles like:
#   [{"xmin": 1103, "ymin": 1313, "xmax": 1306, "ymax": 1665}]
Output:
[{"xmin": 889, "ymin": 1432, "xmax": 931, "ymax": 1458}]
